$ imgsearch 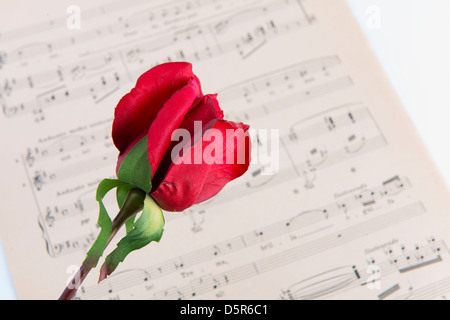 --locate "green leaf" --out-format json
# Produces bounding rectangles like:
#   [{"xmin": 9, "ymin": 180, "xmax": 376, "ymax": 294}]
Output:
[
  {"xmin": 117, "ymin": 136, "xmax": 152, "ymax": 193},
  {"xmin": 100, "ymin": 194, "xmax": 165, "ymax": 278},
  {"xmin": 83, "ymin": 179, "xmax": 132, "ymax": 269}
]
